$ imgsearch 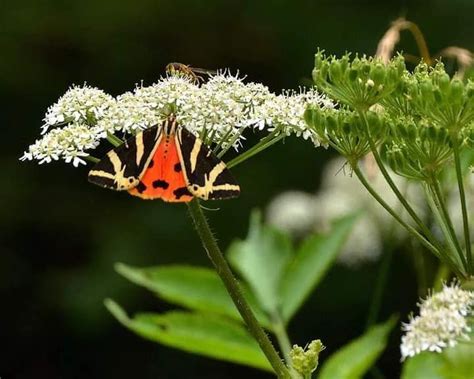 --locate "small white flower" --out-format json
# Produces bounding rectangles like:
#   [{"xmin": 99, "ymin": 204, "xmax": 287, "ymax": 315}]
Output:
[
  {"xmin": 400, "ymin": 283, "xmax": 474, "ymax": 360},
  {"xmin": 43, "ymin": 84, "xmax": 114, "ymax": 133},
  {"xmin": 254, "ymin": 88, "xmax": 334, "ymax": 146}
]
